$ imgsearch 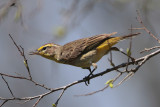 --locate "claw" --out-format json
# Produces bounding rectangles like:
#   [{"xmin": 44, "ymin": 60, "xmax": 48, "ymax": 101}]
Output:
[{"xmin": 83, "ymin": 76, "xmax": 90, "ymax": 86}]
